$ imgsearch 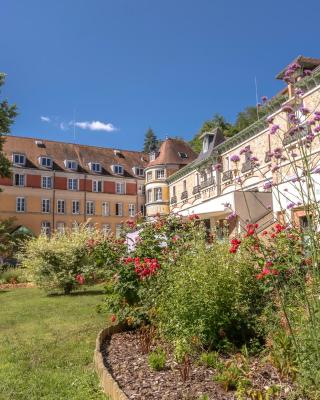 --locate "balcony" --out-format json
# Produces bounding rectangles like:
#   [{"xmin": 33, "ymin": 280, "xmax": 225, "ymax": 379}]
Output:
[
  {"xmin": 200, "ymin": 177, "xmax": 215, "ymax": 189},
  {"xmin": 170, "ymin": 196, "xmax": 177, "ymax": 205},
  {"xmin": 241, "ymin": 160, "xmax": 253, "ymax": 173},
  {"xmin": 222, "ymin": 170, "xmax": 233, "ymax": 182},
  {"xmin": 192, "ymin": 185, "xmax": 201, "ymax": 194},
  {"xmin": 181, "ymin": 191, "xmax": 188, "ymax": 200},
  {"xmin": 283, "ymin": 125, "xmax": 309, "ymax": 146}
]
